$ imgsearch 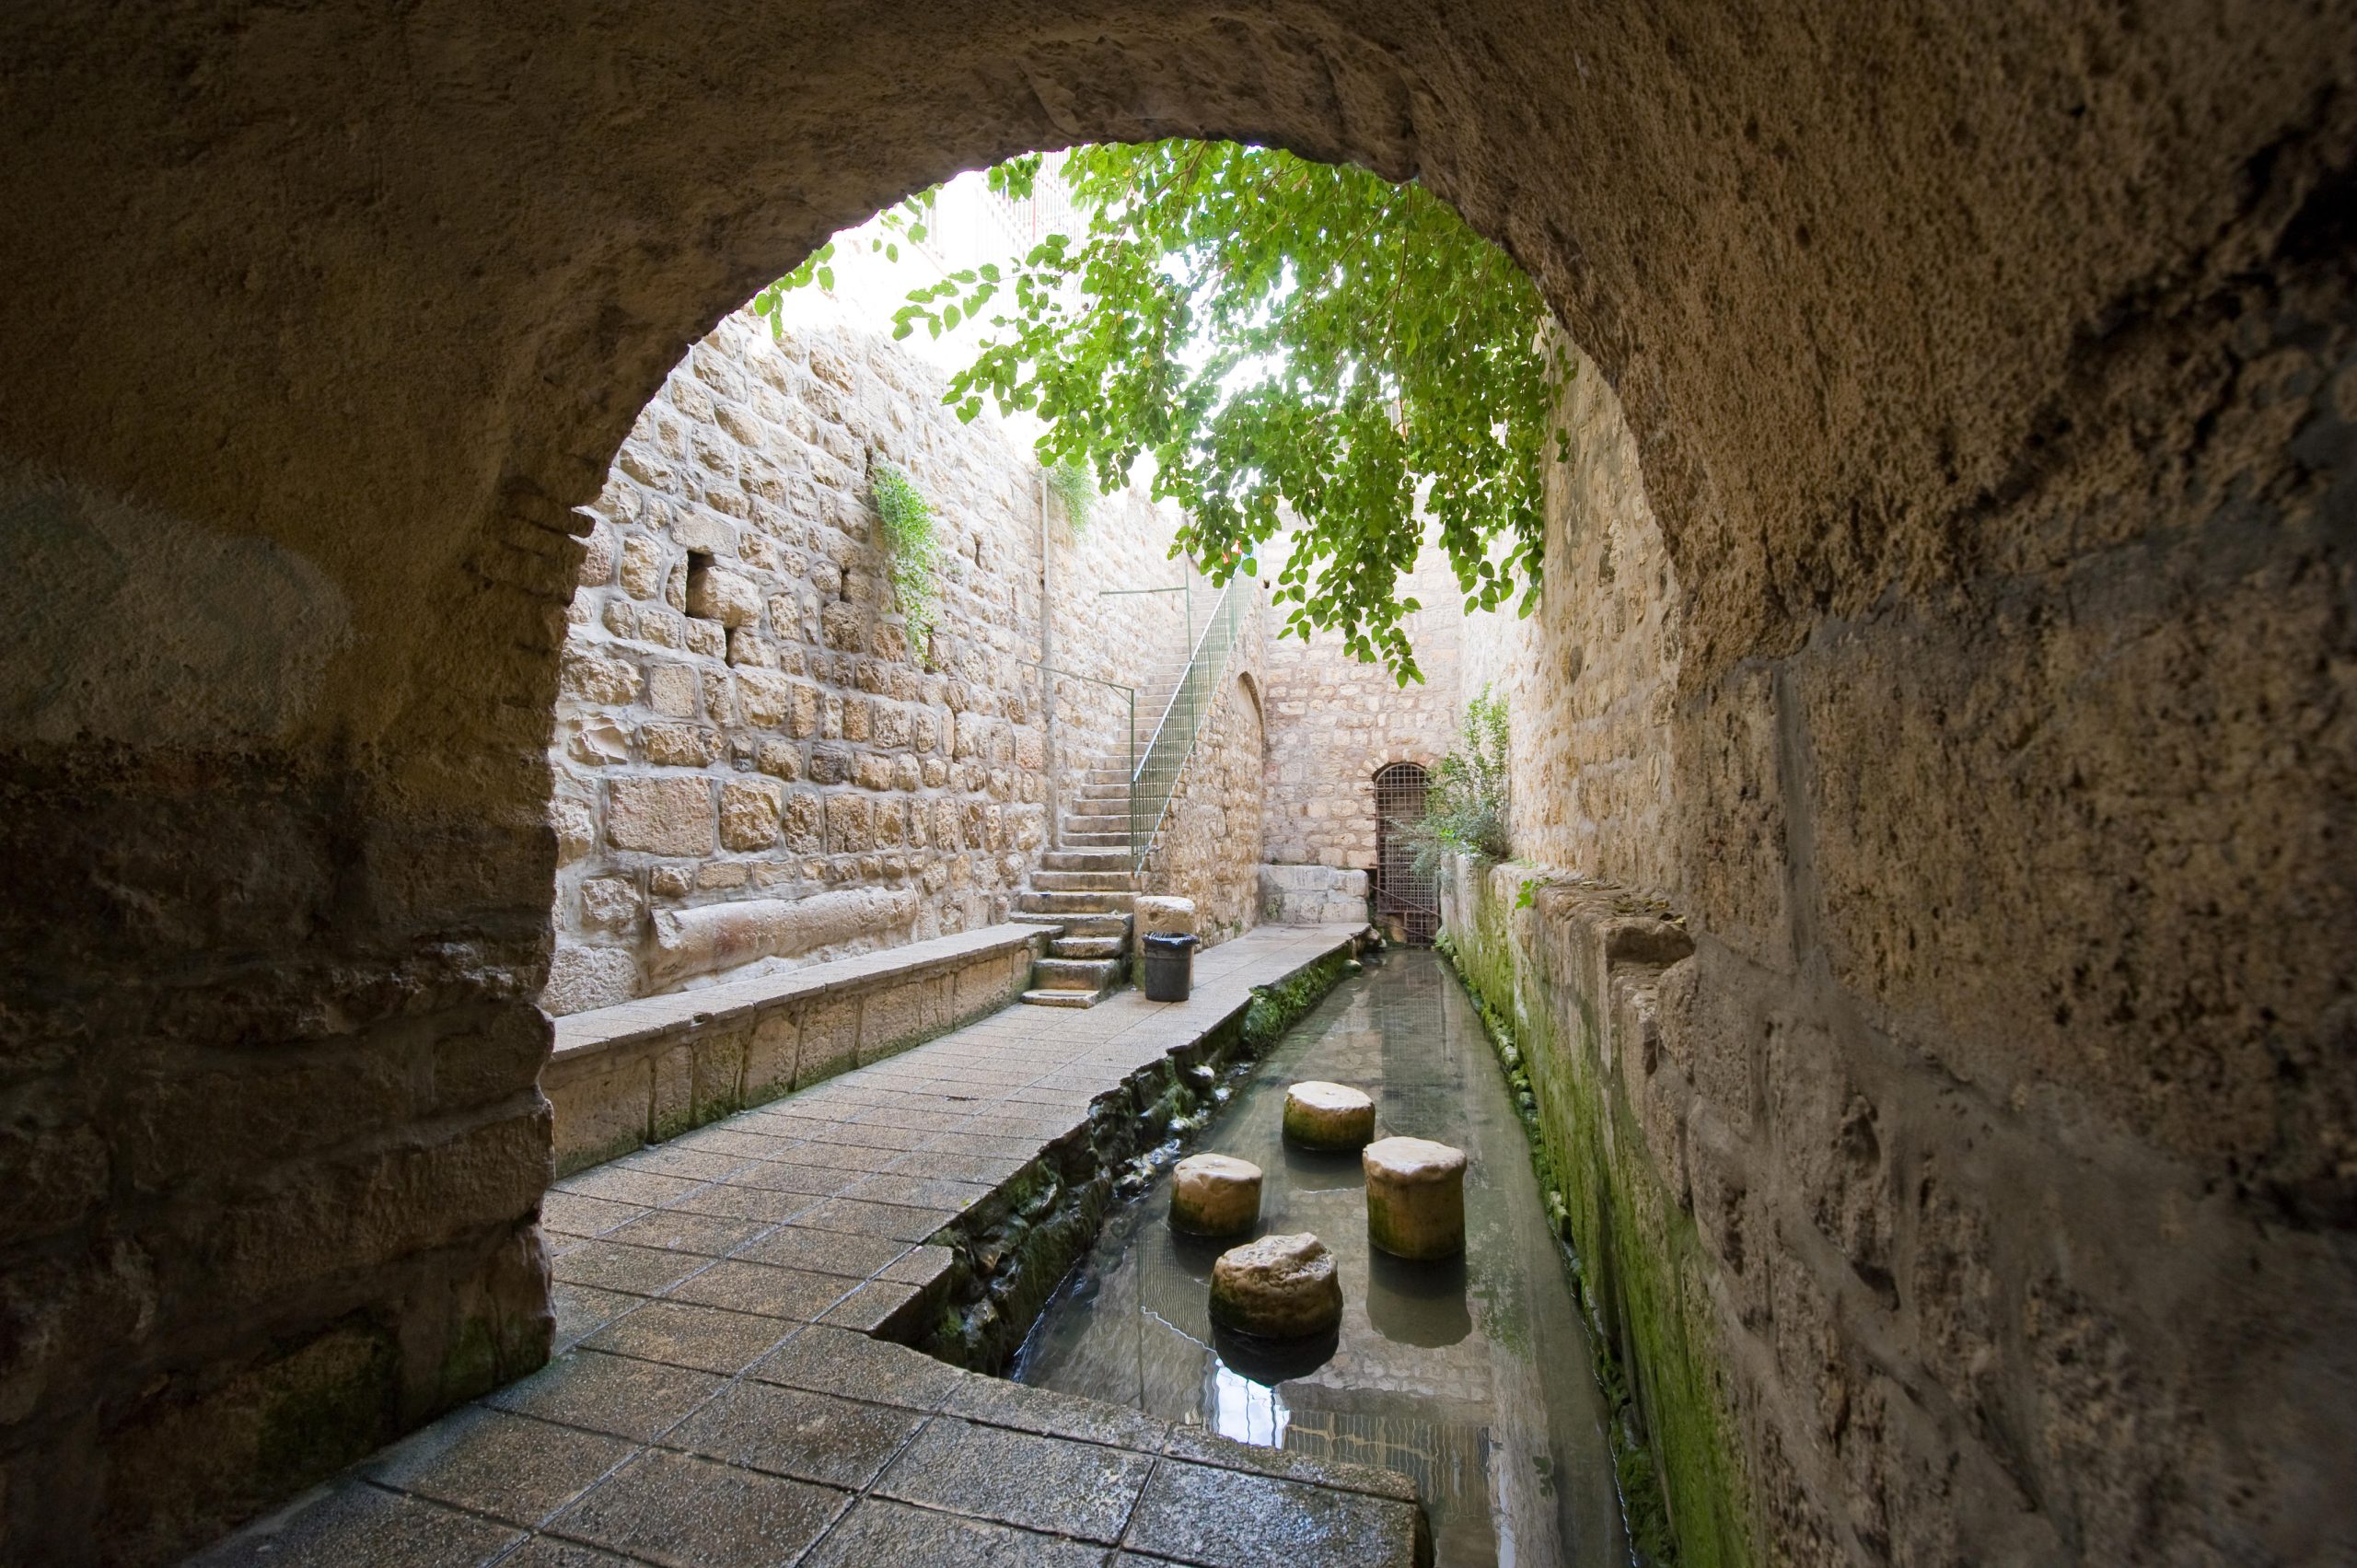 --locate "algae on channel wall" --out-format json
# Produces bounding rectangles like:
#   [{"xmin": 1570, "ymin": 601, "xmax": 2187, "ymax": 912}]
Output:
[{"xmin": 1440, "ymin": 855, "xmax": 1750, "ymax": 1568}]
